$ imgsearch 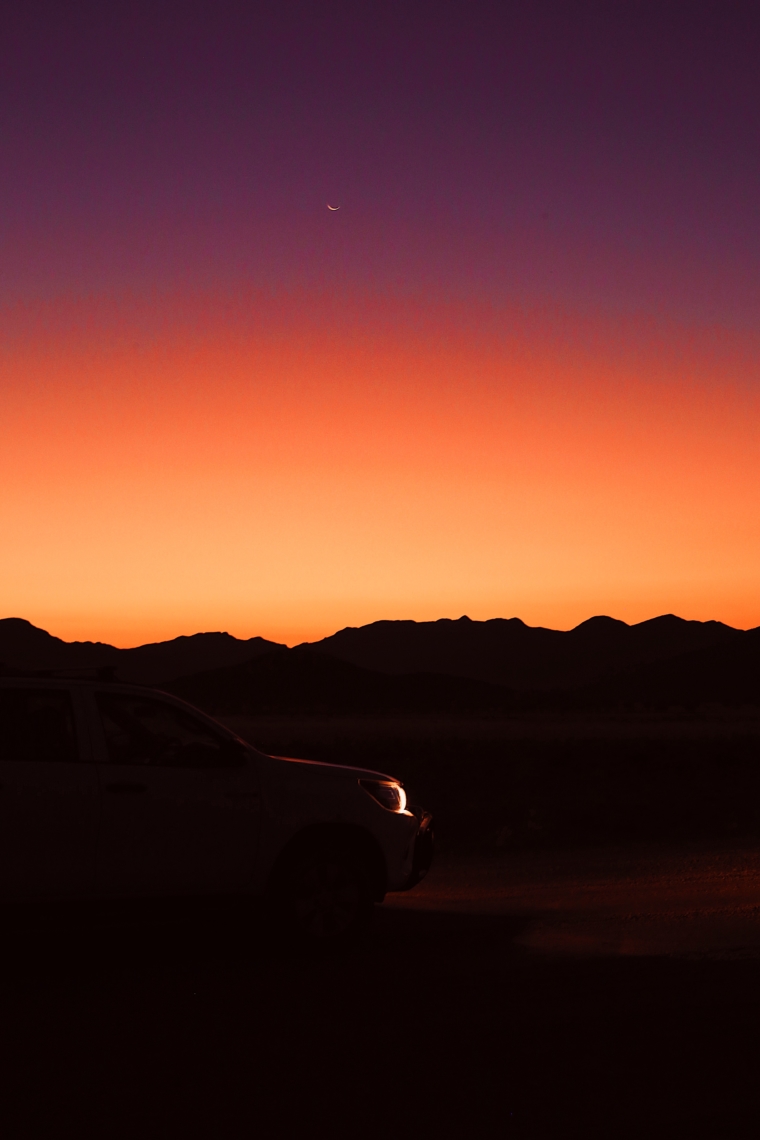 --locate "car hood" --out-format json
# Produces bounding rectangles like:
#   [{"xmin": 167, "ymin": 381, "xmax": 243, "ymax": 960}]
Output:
[{"xmin": 267, "ymin": 753, "xmax": 401, "ymax": 785}]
